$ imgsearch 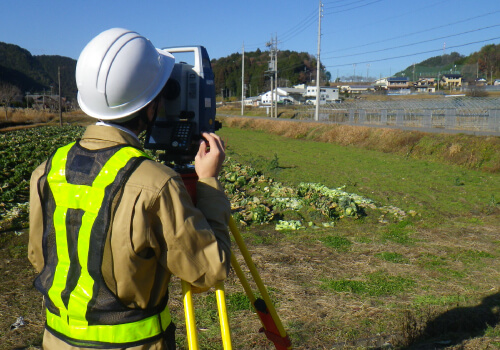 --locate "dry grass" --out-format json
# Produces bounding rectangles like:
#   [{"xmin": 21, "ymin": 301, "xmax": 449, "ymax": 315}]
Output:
[
  {"xmin": 222, "ymin": 117, "xmax": 500, "ymax": 173},
  {"xmin": 0, "ymin": 109, "xmax": 94, "ymax": 130},
  {"xmin": 2, "ymin": 109, "xmax": 500, "ymax": 349}
]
